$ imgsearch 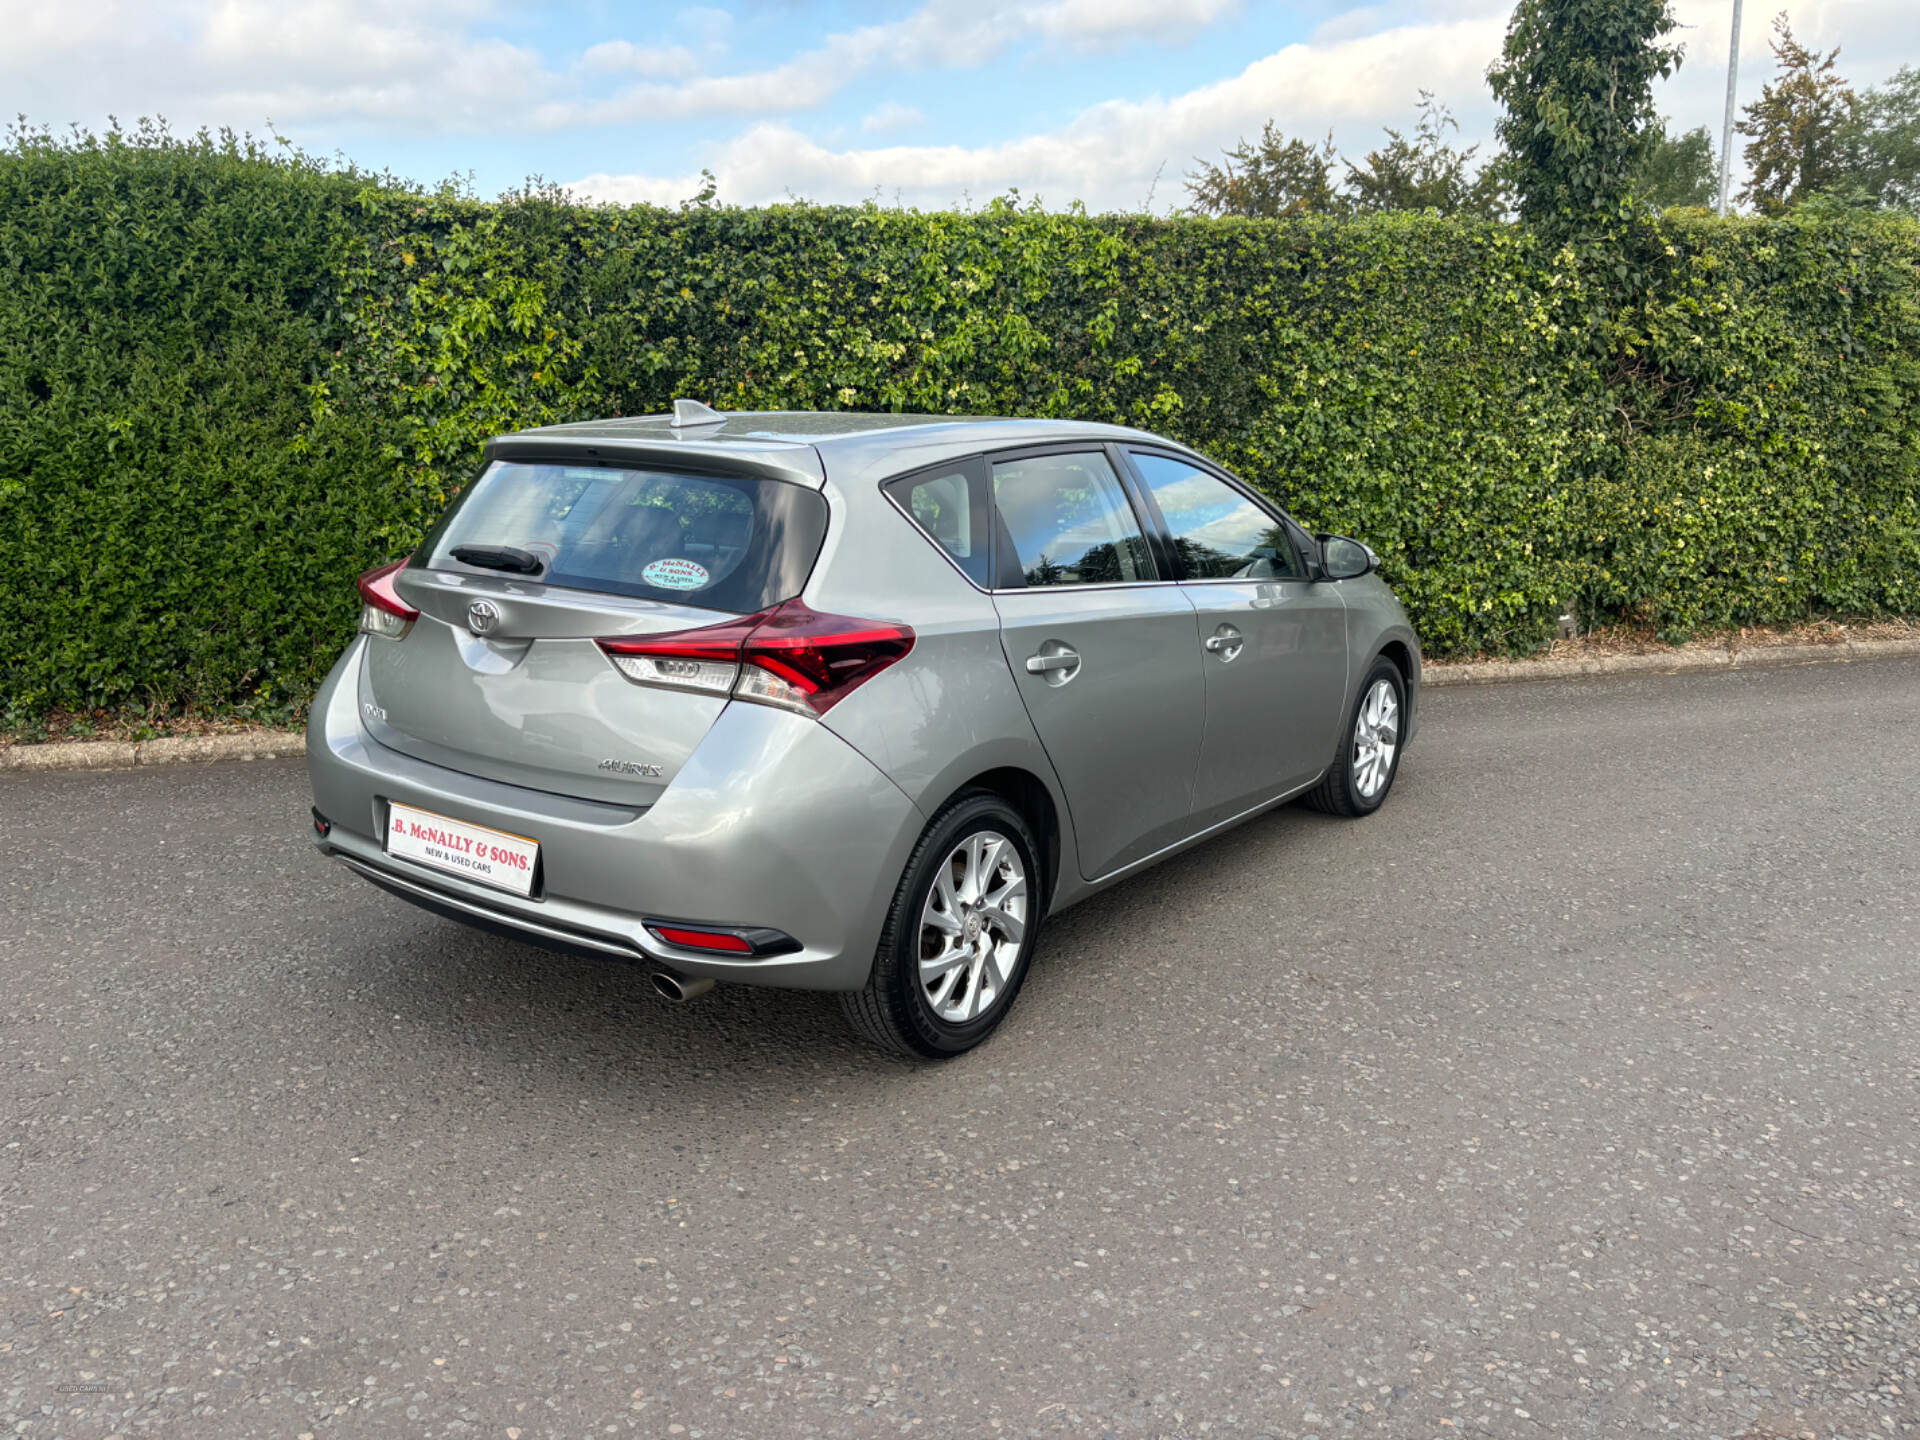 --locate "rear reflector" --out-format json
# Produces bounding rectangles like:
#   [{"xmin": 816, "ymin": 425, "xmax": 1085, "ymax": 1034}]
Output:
[
  {"xmin": 356, "ymin": 559, "xmax": 418, "ymax": 640},
  {"xmin": 597, "ymin": 600, "xmax": 913, "ymax": 716},
  {"xmin": 649, "ymin": 925, "xmax": 754, "ymax": 954},
  {"xmin": 643, "ymin": 921, "xmax": 800, "ymax": 957}
]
